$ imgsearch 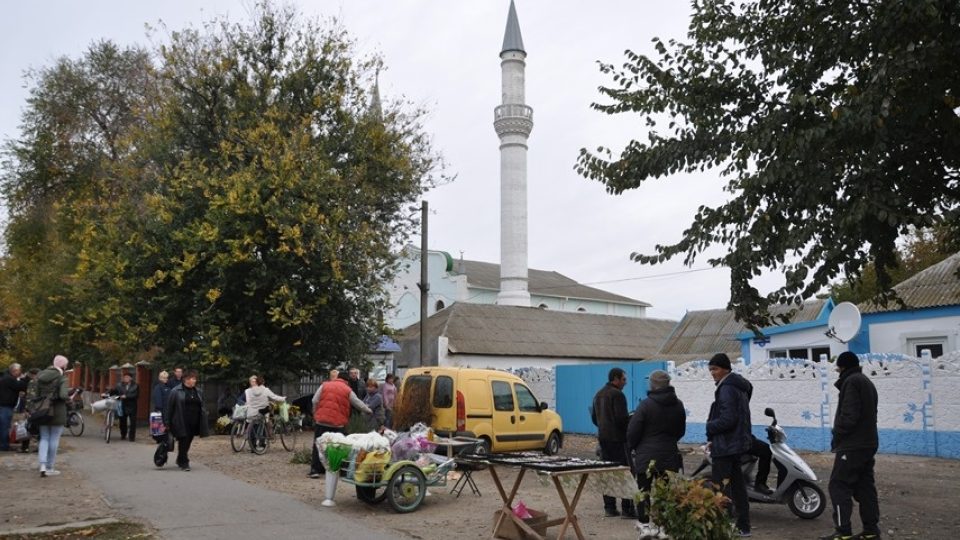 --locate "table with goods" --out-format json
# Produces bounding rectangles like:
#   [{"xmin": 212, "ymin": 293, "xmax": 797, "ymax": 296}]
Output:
[{"xmin": 456, "ymin": 452, "xmax": 636, "ymax": 540}]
